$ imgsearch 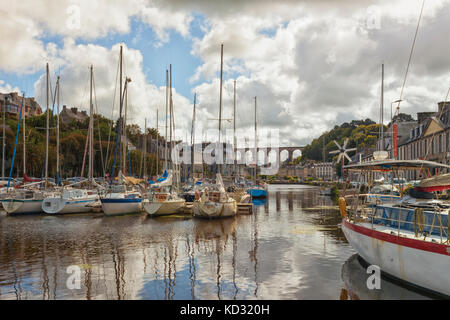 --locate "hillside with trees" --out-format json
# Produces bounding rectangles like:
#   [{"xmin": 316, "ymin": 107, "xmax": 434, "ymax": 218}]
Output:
[
  {"xmin": 2, "ymin": 112, "xmax": 163, "ymax": 179},
  {"xmin": 297, "ymin": 119, "xmax": 387, "ymax": 163}
]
